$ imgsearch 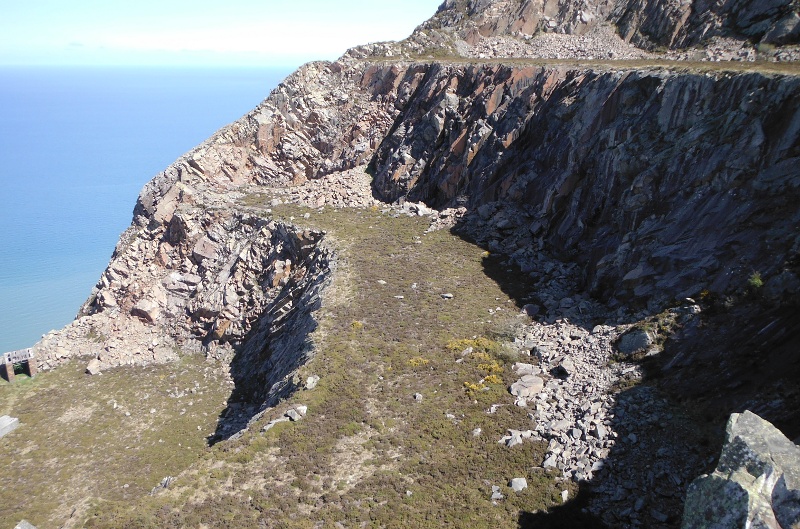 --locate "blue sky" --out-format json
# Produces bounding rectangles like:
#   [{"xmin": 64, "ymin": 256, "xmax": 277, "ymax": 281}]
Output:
[{"xmin": 1, "ymin": 0, "xmax": 441, "ymax": 67}]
